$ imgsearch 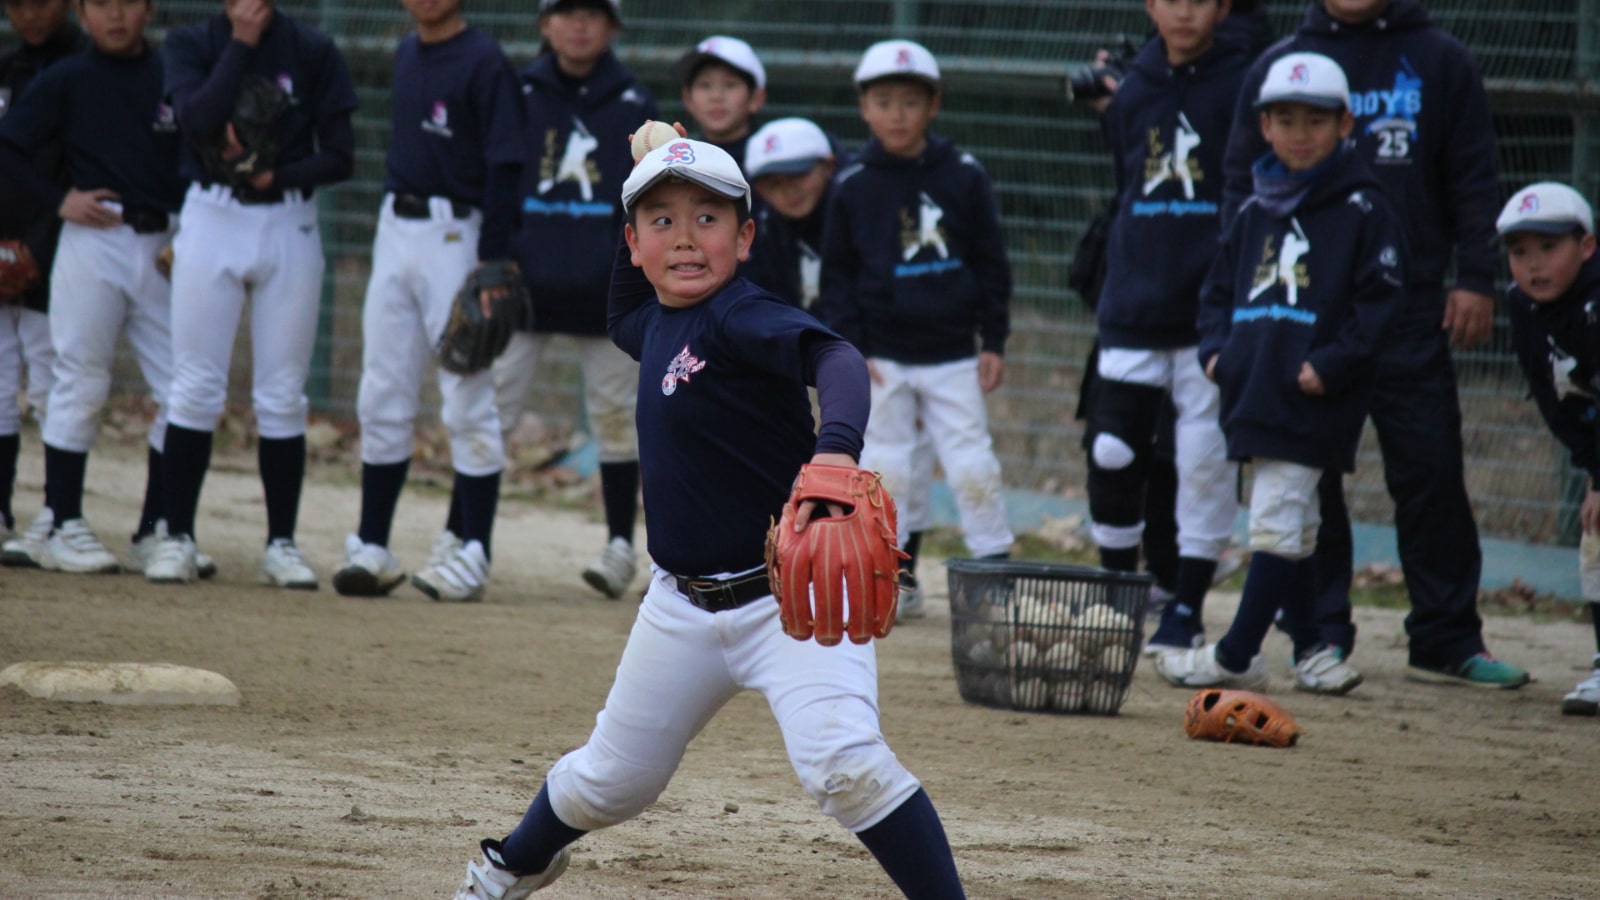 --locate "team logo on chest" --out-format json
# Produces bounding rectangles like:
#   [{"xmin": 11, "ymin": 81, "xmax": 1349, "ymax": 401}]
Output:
[
  {"xmin": 661, "ymin": 344, "xmax": 706, "ymax": 396},
  {"xmin": 152, "ymin": 102, "xmax": 178, "ymax": 133},
  {"xmin": 1351, "ymin": 58, "xmax": 1422, "ymax": 163},
  {"xmin": 1248, "ymin": 220, "xmax": 1312, "ymax": 308},
  {"xmin": 423, "ymin": 100, "xmax": 453, "ymax": 138},
  {"xmin": 276, "ymin": 73, "xmax": 295, "ymax": 97},
  {"xmin": 1143, "ymin": 114, "xmax": 1204, "ymax": 200},
  {"xmin": 900, "ymin": 192, "xmax": 948, "ymax": 261},
  {"xmin": 538, "ymin": 117, "xmax": 601, "ymax": 202}
]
